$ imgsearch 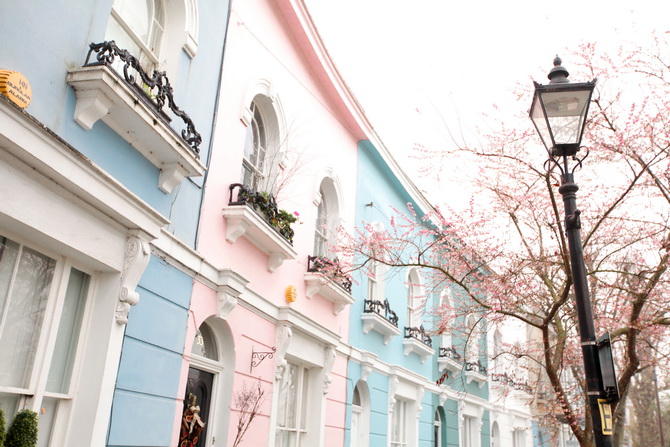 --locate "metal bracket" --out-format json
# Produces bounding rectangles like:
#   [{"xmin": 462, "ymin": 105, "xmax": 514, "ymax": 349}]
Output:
[{"xmin": 250, "ymin": 346, "xmax": 276, "ymax": 373}]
